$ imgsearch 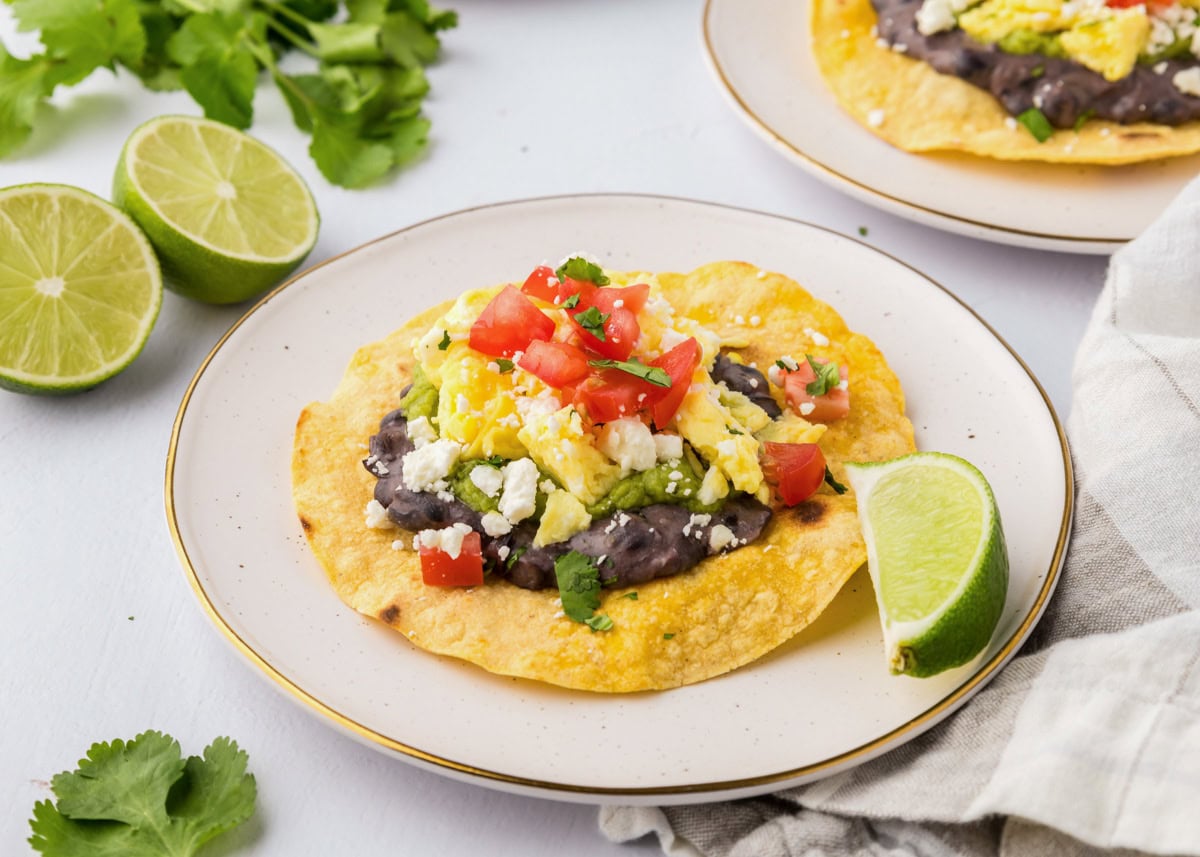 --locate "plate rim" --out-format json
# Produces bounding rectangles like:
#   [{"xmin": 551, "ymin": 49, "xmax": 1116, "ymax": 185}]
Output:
[
  {"xmin": 165, "ymin": 192, "xmax": 1074, "ymax": 799},
  {"xmin": 700, "ymin": 0, "xmax": 1131, "ymax": 249}
]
